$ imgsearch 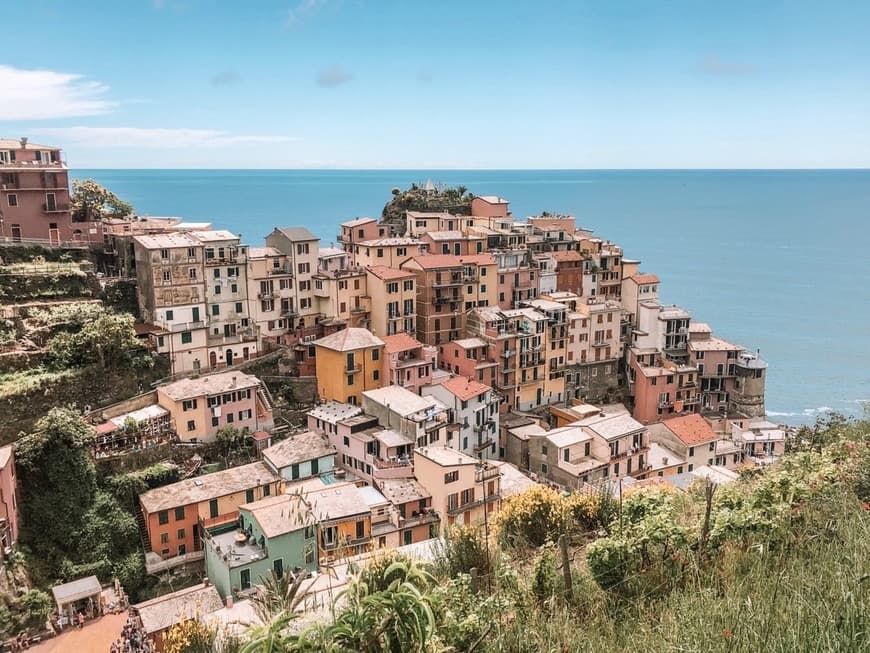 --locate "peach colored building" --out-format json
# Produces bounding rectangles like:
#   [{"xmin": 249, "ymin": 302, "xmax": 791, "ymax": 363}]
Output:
[
  {"xmin": 438, "ymin": 337, "xmax": 498, "ymax": 387},
  {"xmin": 400, "ymin": 253, "xmax": 498, "ymax": 346},
  {"xmin": 0, "ymin": 137, "xmax": 104, "ymax": 244},
  {"xmin": 493, "ymin": 250, "xmax": 538, "ymax": 309},
  {"xmin": 422, "ymin": 376, "xmax": 500, "ymax": 460},
  {"xmin": 156, "ymin": 371, "xmax": 274, "ymax": 443},
  {"xmin": 414, "ymin": 446, "xmax": 501, "ymax": 533},
  {"xmin": 313, "ymin": 266, "xmax": 370, "ymax": 328},
  {"xmin": 406, "ymin": 211, "xmax": 461, "ymax": 237},
  {"xmin": 0, "ymin": 445, "xmax": 18, "ymax": 560},
  {"xmin": 470, "ymin": 195, "xmax": 510, "ymax": 218},
  {"xmin": 421, "ymin": 231, "xmax": 485, "ymax": 256},
  {"xmin": 350, "ymin": 237, "xmax": 425, "ymax": 268},
  {"xmin": 687, "ymin": 322, "xmax": 744, "ymax": 414},
  {"xmin": 372, "ymin": 478, "xmax": 439, "ymax": 548},
  {"xmin": 620, "ymin": 273, "xmax": 660, "ymax": 327},
  {"xmin": 565, "ymin": 300, "xmax": 622, "ymax": 404},
  {"xmin": 138, "ymin": 461, "xmax": 281, "ymax": 563},
  {"xmin": 382, "ymin": 332, "xmax": 437, "ymax": 395},
  {"xmin": 465, "ymin": 306, "xmax": 521, "ymax": 414},
  {"xmin": 366, "ymin": 266, "xmax": 417, "ymax": 337}
]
